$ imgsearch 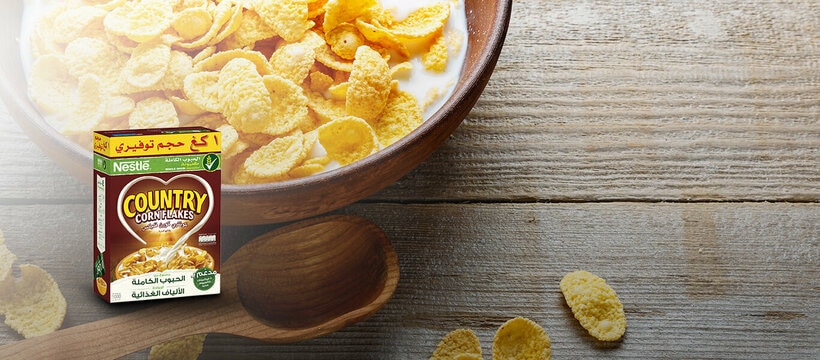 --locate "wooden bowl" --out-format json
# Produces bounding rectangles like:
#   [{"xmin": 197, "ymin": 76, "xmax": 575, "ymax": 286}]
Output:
[{"xmin": 0, "ymin": 0, "xmax": 512, "ymax": 225}]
